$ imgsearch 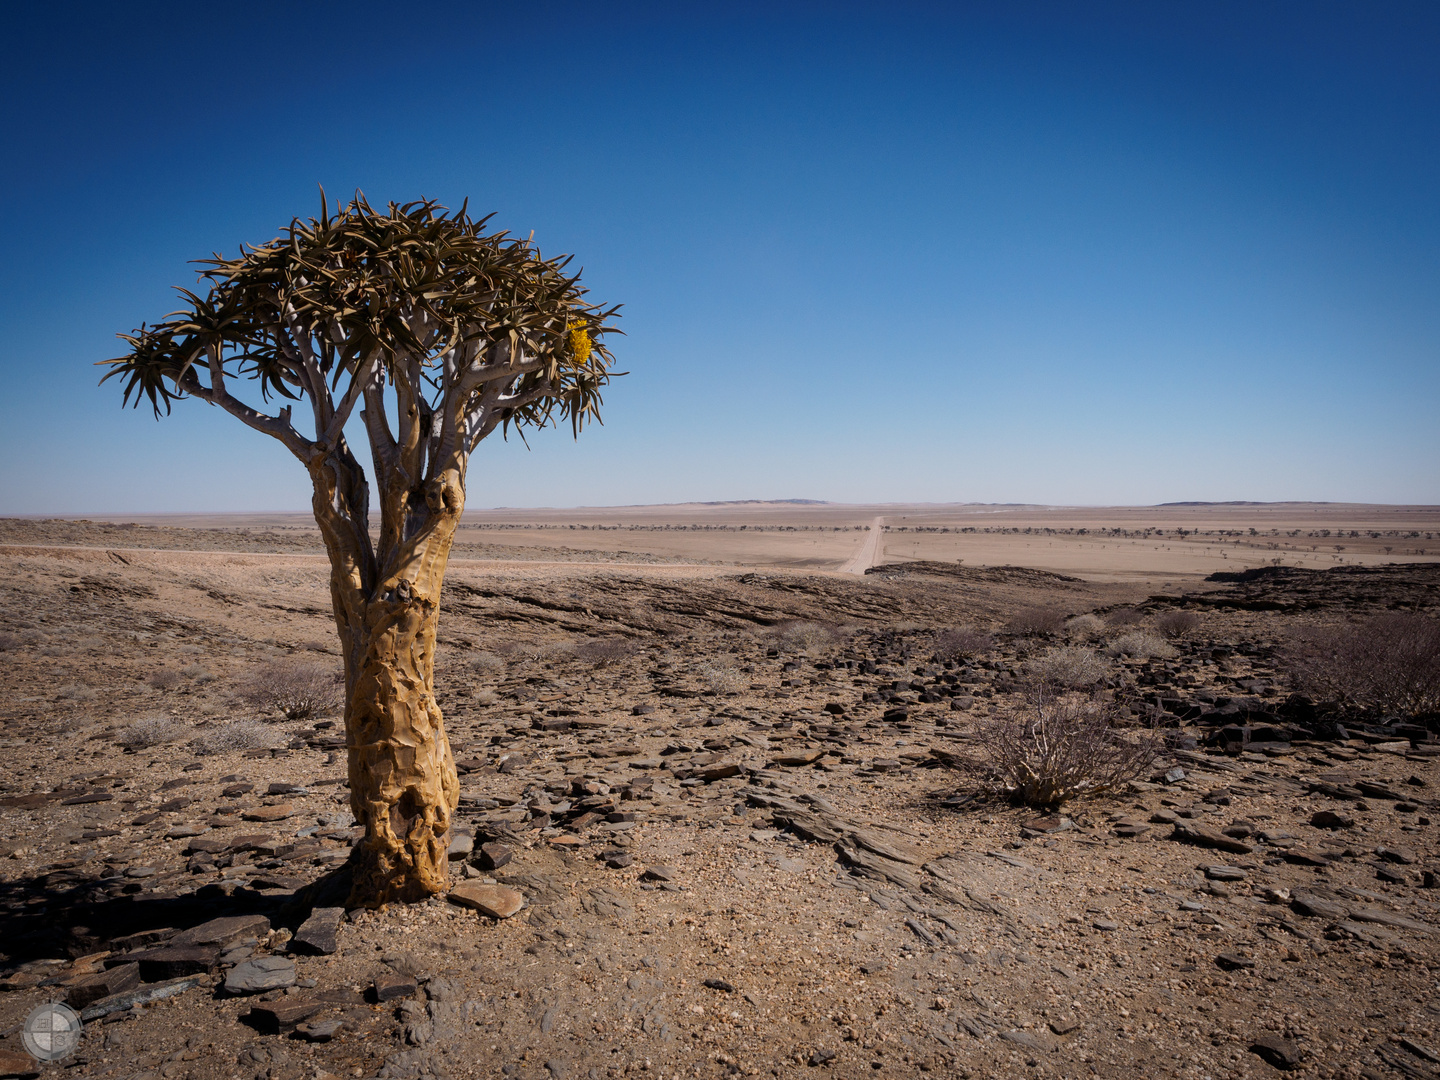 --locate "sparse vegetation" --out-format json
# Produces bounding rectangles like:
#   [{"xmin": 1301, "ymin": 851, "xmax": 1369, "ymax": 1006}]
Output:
[
  {"xmin": 1105, "ymin": 631, "xmax": 1177, "ymax": 660},
  {"xmin": 770, "ymin": 621, "xmax": 838, "ymax": 654},
  {"xmin": 1154, "ymin": 610, "xmax": 1201, "ymax": 638},
  {"xmin": 193, "ymin": 719, "xmax": 280, "ymax": 753},
  {"xmin": 933, "ymin": 627, "xmax": 994, "ymax": 661},
  {"xmin": 1106, "ymin": 607, "xmax": 1144, "ymax": 628},
  {"xmin": 117, "ymin": 715, "xmax": 189, "ymax": 749},
  {"xmin": 1007, "ymin": 607, "xmax": 1067, "ymax": 635},
  {"xmin": 1063, "ymin": 614, "xmax": 1106, "ymax": 641},
  {"xmin": 698, "ymin": 661, "xmax": 745, "ymax": 694},
  {"xmin": 1284, "ymin": 613, "xmax": 1440, "ymax": 716},
  {"xmin": 973, "ymin": 693, "xmax": 1160, "ymax": 806},
  {"xmin": 576, "ymin": 638, "xmax": 638, "ymax": 667},
  {"xmin": 470, "ymin": 652, "xmax": 507, "ymax": 676},
  {"xmin": 1022, "ymin": 646, "xmax": 1110, "ymax": 690},
  {"xmin": 0, "ymin": 633, "xmax": 18, "ymax": 652},
  {"xmin": 239, "ymin": 660, "xmax": 342, "ymax": 720},
  {"xmin": 147, "ymin": 669, "xmax": 182, "ymax": 691}
]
